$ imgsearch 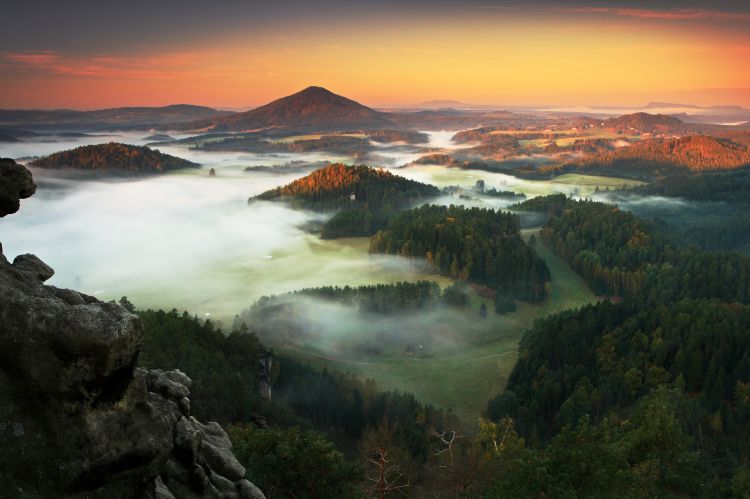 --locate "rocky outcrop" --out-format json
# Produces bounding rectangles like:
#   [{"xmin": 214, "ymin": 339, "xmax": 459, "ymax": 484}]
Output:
[
  {"xmin": 0, "ymin": 162, "xmax": 263, "ymax": 498},
  {"xmin": 0, "ymin": 158, "xmax": 36, "ymax": 216}
]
